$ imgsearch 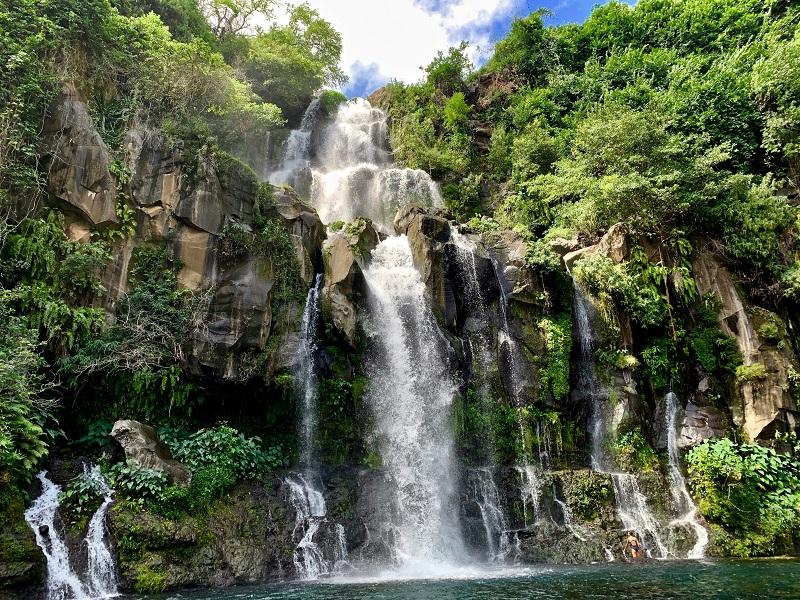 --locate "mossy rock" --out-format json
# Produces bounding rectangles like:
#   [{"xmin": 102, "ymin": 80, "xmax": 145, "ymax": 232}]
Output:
[{"xmin": 0, "ymin": 486, "xmax": 45, "ymax": 590}]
